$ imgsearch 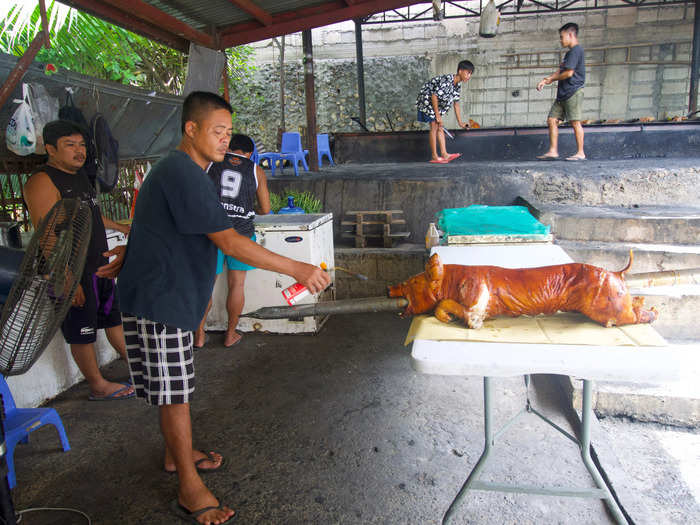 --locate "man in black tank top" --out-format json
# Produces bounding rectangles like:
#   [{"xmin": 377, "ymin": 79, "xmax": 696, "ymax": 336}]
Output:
[
  {"xmin": 23, "ymin": 120, "xmax": 134, "ymax": 401},
  {"xmin": 195, "ymin": 134, "xmax": 271, "ymax": 348}
]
